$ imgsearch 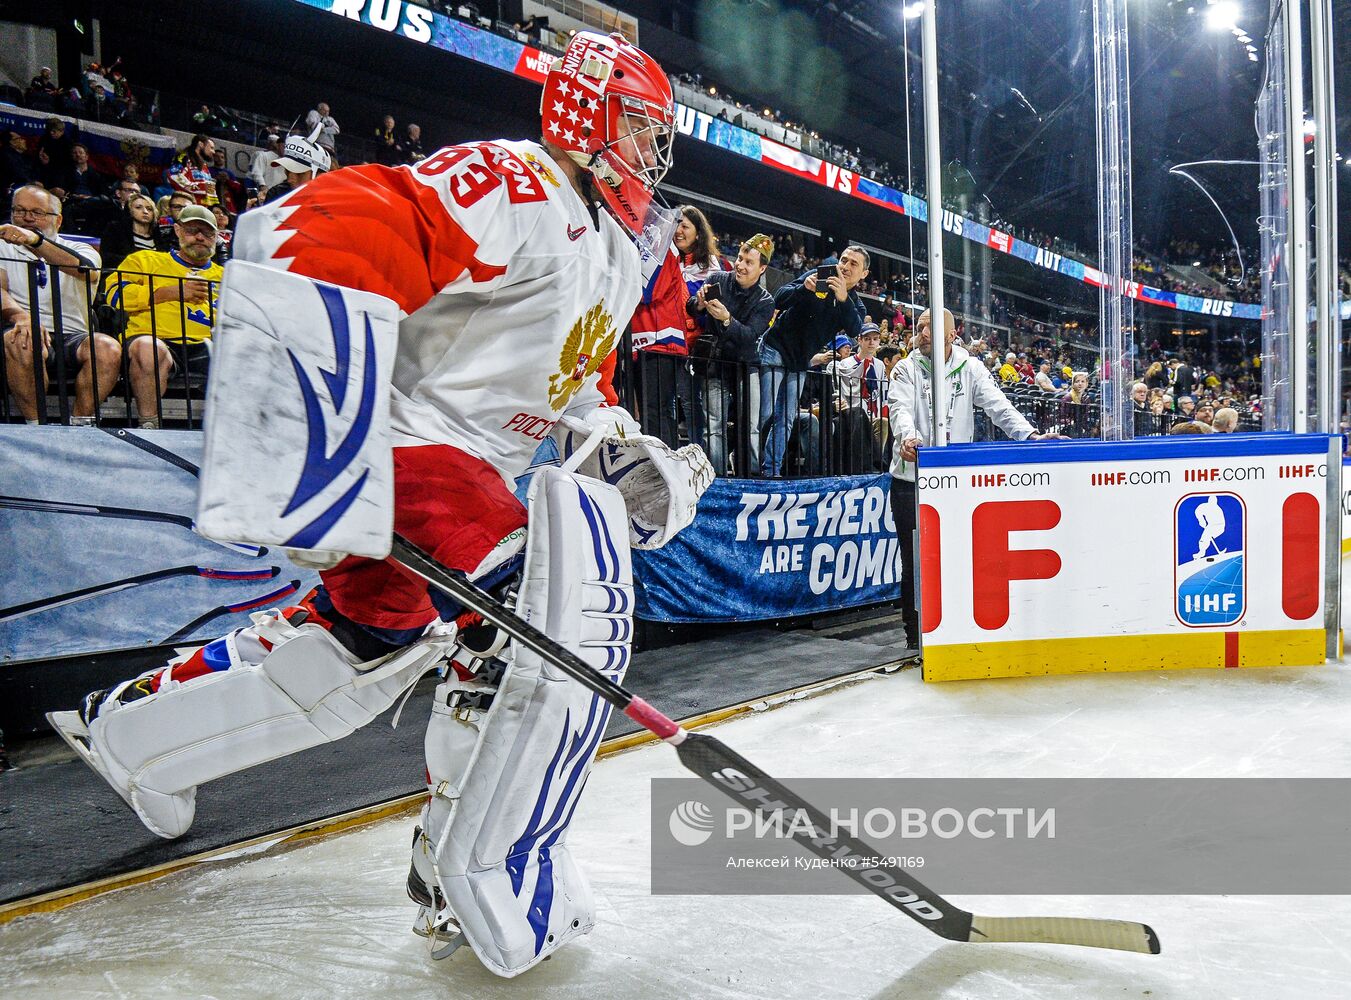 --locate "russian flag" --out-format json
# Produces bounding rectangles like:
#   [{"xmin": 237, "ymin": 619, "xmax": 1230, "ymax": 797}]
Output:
[{"xmin": 758, "ymin": 138, "xmax": 824, "ymax": 183}]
